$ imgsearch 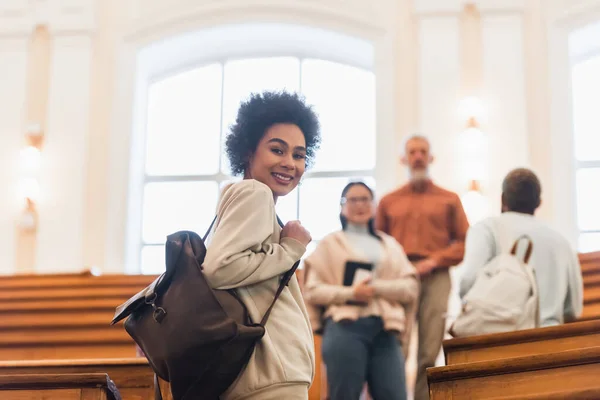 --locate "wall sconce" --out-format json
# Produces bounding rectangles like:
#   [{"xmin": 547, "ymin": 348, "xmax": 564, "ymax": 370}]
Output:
[
  {"xmin": 458, "ymin": 97, "xmax": 490, "ymax": 223},
  {"xmin": 17, "ymin": 122, "xmax": 44, "ymax": 232},
  {"xmin": 461, "ymin": 179, "xmax": 489, "ymax": 224},
  {"xmin": 458, "ymin": 97, "xmax": 488, "ymax": 182},
  {"xmin": 18, "ymin": 199, "xmax": 38, "ymax": 232},
  {"xmin": 25, "ymin": 123, "xmax": 44, "ymax": 148},
  {"xmin": 458, "ymin": 96, "xmax": 486, "ymax": 126},
  {"xmin": 20, "ymin": 146, "xmax": 42, "ymax": 177}
]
